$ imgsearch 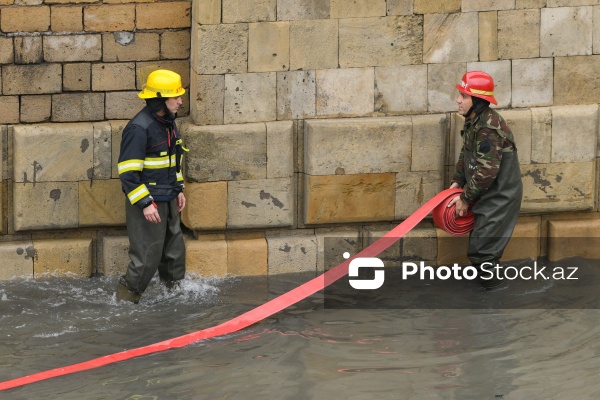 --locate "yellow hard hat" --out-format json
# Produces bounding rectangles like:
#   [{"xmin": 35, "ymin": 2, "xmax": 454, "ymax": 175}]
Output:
[{"xmin": 138, "ymin": 69, "xmax": 186, "ymax": 99}]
